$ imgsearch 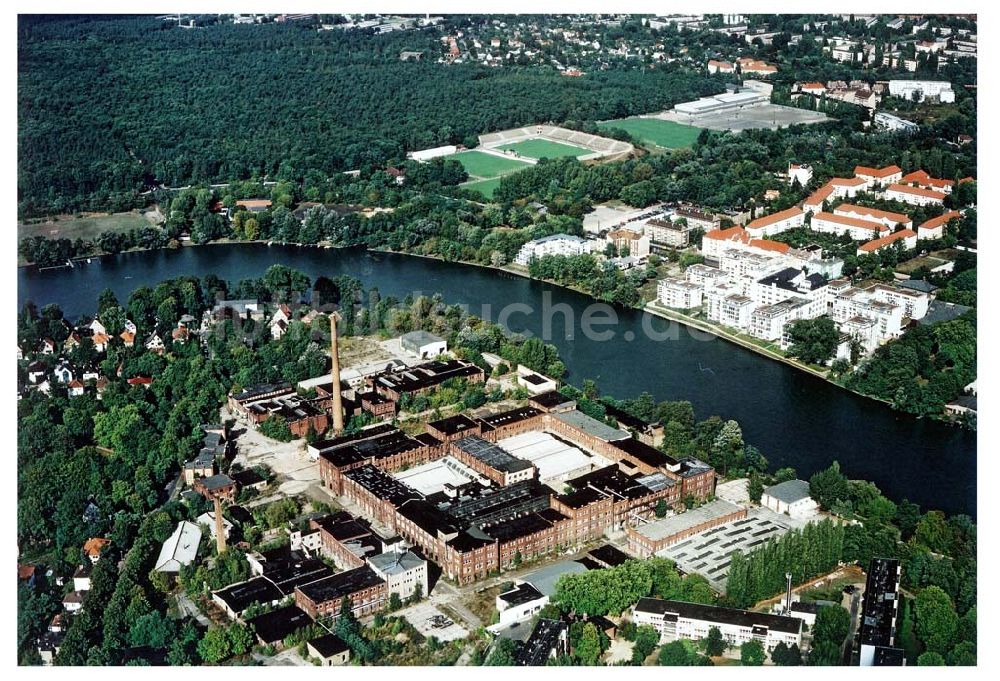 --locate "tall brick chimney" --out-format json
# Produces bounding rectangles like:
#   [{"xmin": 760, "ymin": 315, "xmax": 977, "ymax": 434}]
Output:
[
  {"xmin": 330, "ymin": 312, "xmax": 345, "ymax": 433},
  {"xmin": 214, "ymin": 496, "xmax": 227, "ymax": 554}
]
